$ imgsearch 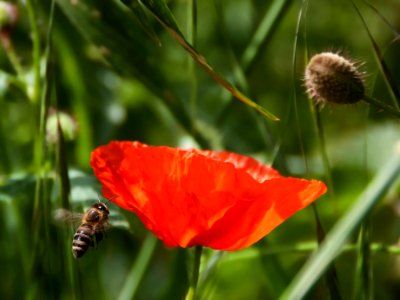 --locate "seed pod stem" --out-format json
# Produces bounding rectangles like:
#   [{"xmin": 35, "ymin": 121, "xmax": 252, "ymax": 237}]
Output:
[{"xmin": 363, "ymin": 95, "xmax": 400, "ymax": 118}]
